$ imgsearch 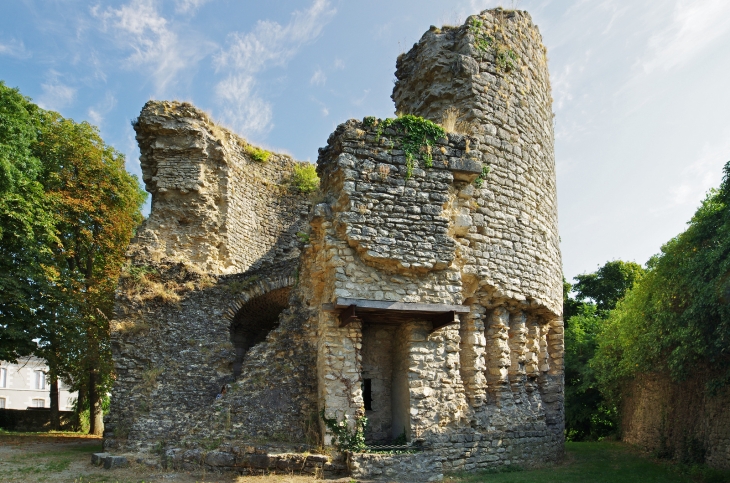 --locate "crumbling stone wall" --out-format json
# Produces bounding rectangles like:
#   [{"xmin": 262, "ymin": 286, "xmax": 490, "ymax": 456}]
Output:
[
  {"xmin": 621, "ymin": 372, "xmax": 730, "ymax": 470},
  {"xmin": 133, "ymin": 101, "xmax": 305, "ymax": 274},
  {"xmin": 393, "ymin": 9, "xmax": 561, "ymax": 315},
  {"xmin": 104, "ymin": 101, "xmax": 317, "ymax": 453},
  {"xmin": 392, "ymin": 7, "xmax": 565, "ymax": 453}
]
